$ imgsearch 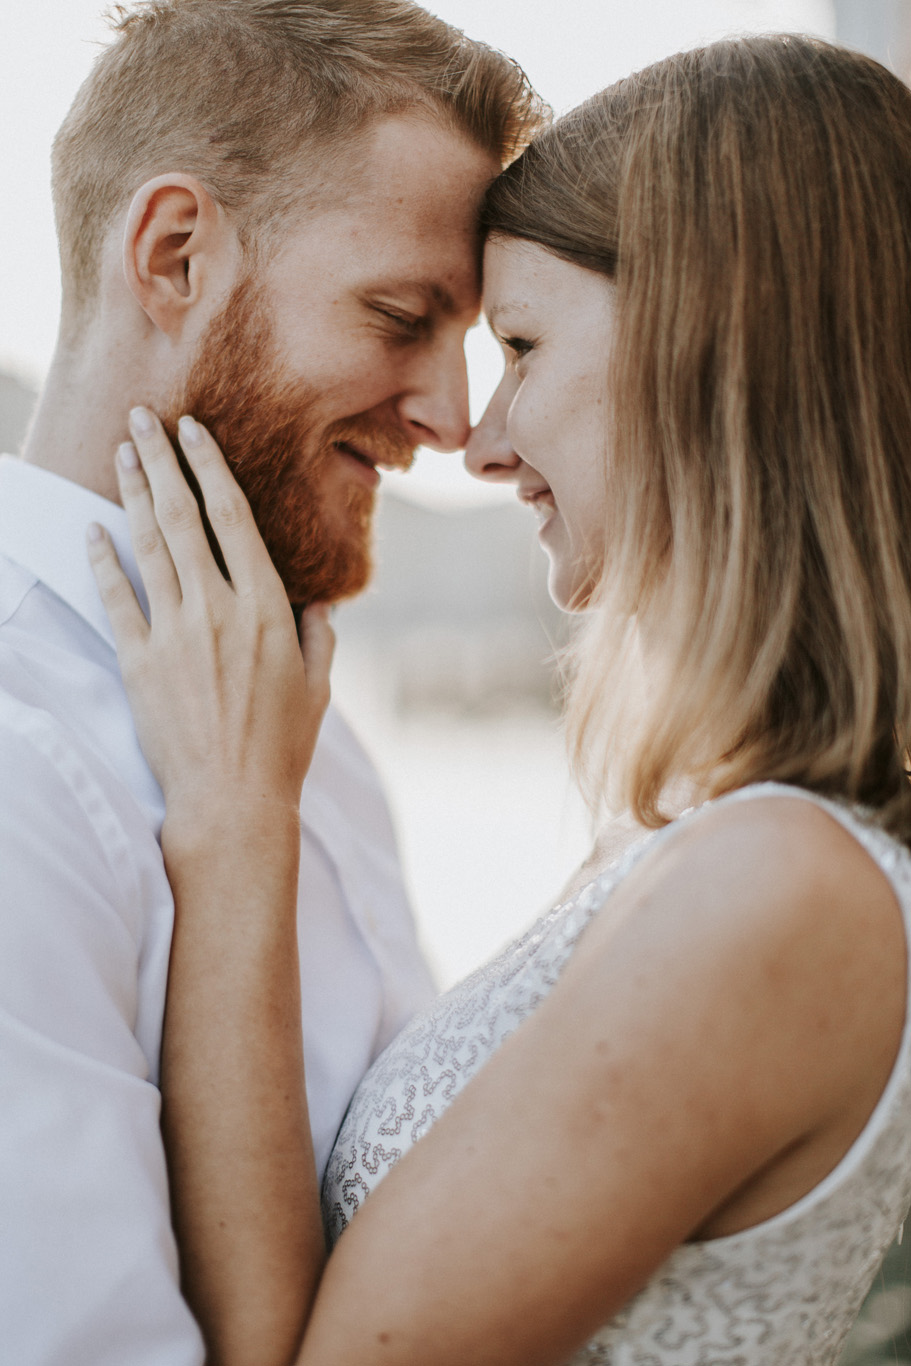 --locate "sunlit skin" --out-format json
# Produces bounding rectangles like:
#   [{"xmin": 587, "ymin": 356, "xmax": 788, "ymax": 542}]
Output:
[
  {"xmin": 82, "ymin": 163, "xmax": 908, "ymax": 1366},
  {"xmin": 25, "ymin": 113, "xmax": 498, "ymax": 570},
  {"xmin": 88, "ymin": 331, "xmax": 907, "ymax": 1366},
  {"xmin": 465, "ymin": 239, "xmax": 616, "ymax": 610},
  {"xmin": 251, "ymin": 115, "xmax": 499, "ymax": 508},
  {"xmin": 156, "ymin": 114, "xmax": 501, "ymax": 604}
]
